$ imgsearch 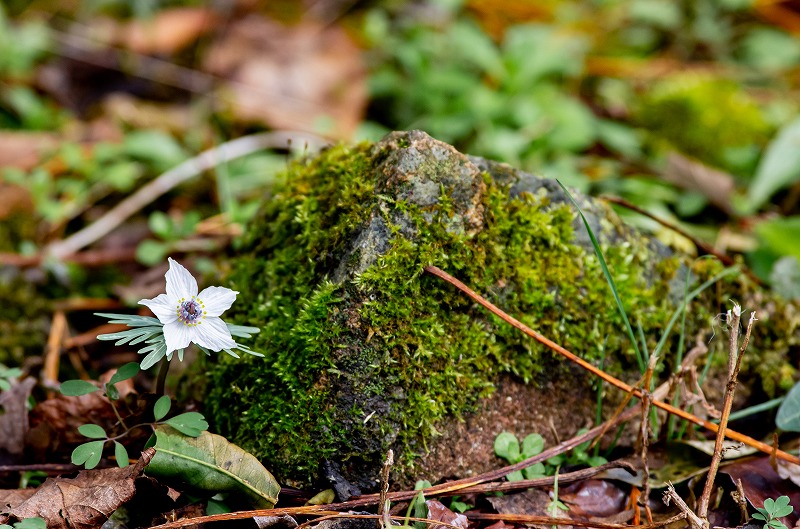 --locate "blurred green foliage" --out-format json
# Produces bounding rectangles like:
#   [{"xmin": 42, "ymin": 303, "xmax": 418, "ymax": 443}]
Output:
[{"xmin": 2, "ymin": 0, "xmax": 800, "ymax": 295}]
